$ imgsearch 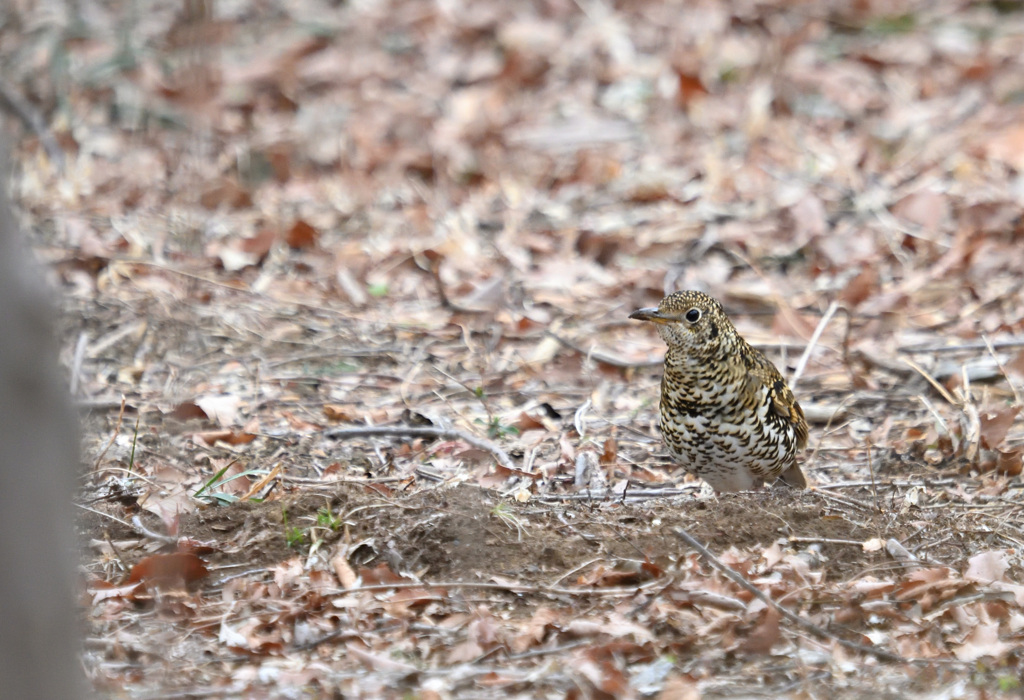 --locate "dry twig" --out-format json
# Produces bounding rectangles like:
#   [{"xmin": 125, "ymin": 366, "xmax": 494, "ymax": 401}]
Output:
[
  {"xmin": 790, "ymin": 300, "xmax": 839, "ymax": 390},
  {"xmin": 92, "ymin": 397, "xmax": 127, "ymax": 470},
  {"xmin": 325, "ymin": 425, "xmax": 517, "ymax": 471},
  {"xmin": 673, "ymin": 525, "xmax": 908, "ymax": 663},
  {"xmin": 544, "ymin": 330, "xmax": 663, "ymax": 368}
]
